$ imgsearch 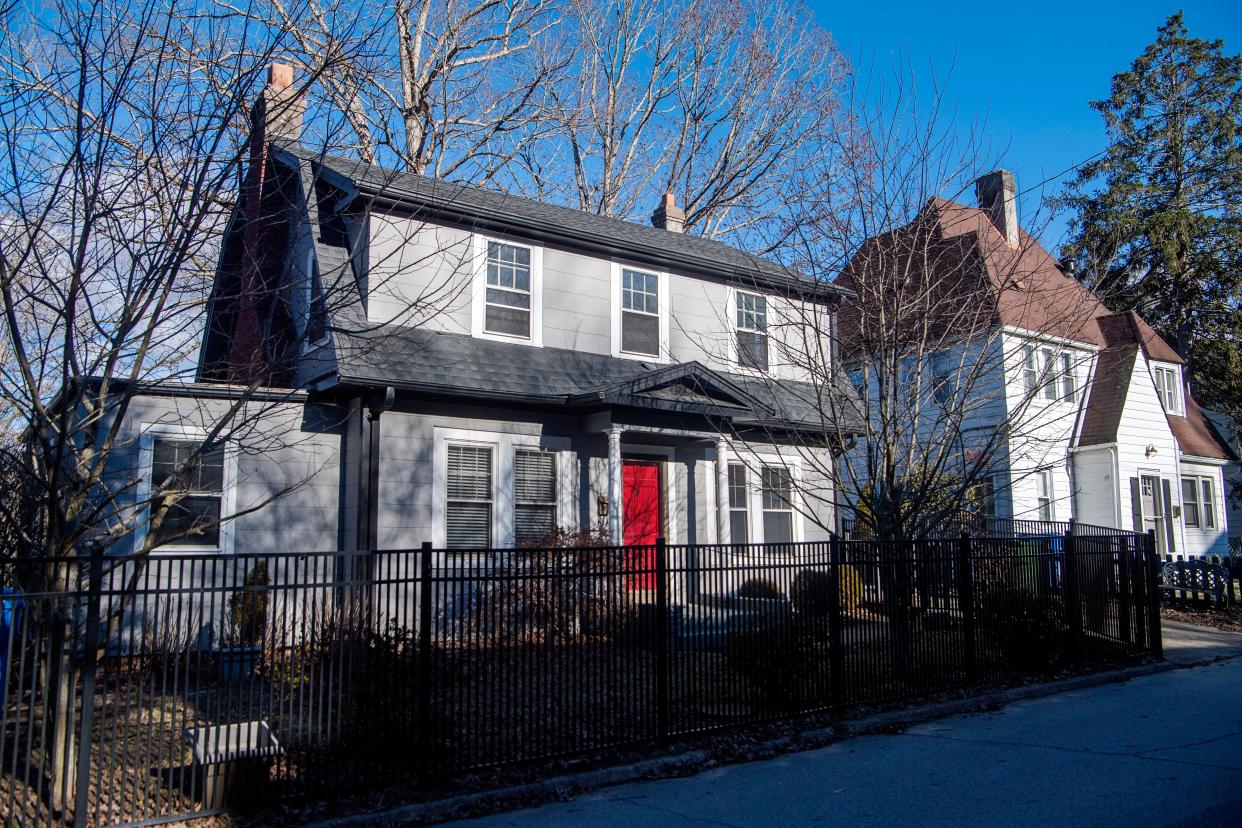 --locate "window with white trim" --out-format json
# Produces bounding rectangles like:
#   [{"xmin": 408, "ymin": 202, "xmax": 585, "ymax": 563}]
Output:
[
  {"xmin": 728, "ymin": 463, "xmax": 749, "ymax": 543},
  {"xmin": 1059, "ymin": 352, "xmax": 1076, "ymax": 401},
  {"xmin": 1022, "ymin": 344, "xmax": 1075, "ymax": 403},
  {"xmin": 1023, "ymin": 345, "xmax": 1038, "ymax": 394},
  {"xmin": 150, "ymin": 438, "xmax": 226, "ymax": 548},
  {"xmin": 1182, "ymin": 475, "xmax": 1217, "ymax": 530},
  {"xmin": 735, "ymin": 292, "xmax": 769, "ymax": 371},
  {"xmin": 1152, "ymin": 365, "xmax": 1182, "ymax": 415},
  {"xmin": 514, "ymin": 449, "xmax": 557, "ymax": 544},
  {"xmin": 484, "ymin": 241, "xmax": 532, "ymax": 339},
  {"xmin": 1036, "ymin": 470, "xmax": 1054, "ymax": 521},
  {"xmin": 620, "ymin": 268, "xmax": 660, "ymax": 356},
  {"xmin": 760, "ymin": 466, "xmax": 794, "ymax": 543},
  {"xmin": 446, "ymin": 444, "xmax": 493, "ymax": 549}
]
